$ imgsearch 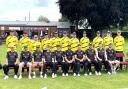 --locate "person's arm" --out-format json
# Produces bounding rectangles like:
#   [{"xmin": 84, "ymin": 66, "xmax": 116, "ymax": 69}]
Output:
[
  {"xmin": 15, "ymin": 52, "xmax": 18, "ymax": 64},
  {"xmin": 95, "ymin": 49, "xmax": 102, "ymax": 61},
  {"xmin": 32, "ymin": 52, "xmax": 35, "ymax": 64},
  {"xmin": 104, "ymin": 50, "xmax": 108, "ymax": 61},
  {"xmin": 6, "ymin": 52, "xmax": 9, "ymax": 65}
]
